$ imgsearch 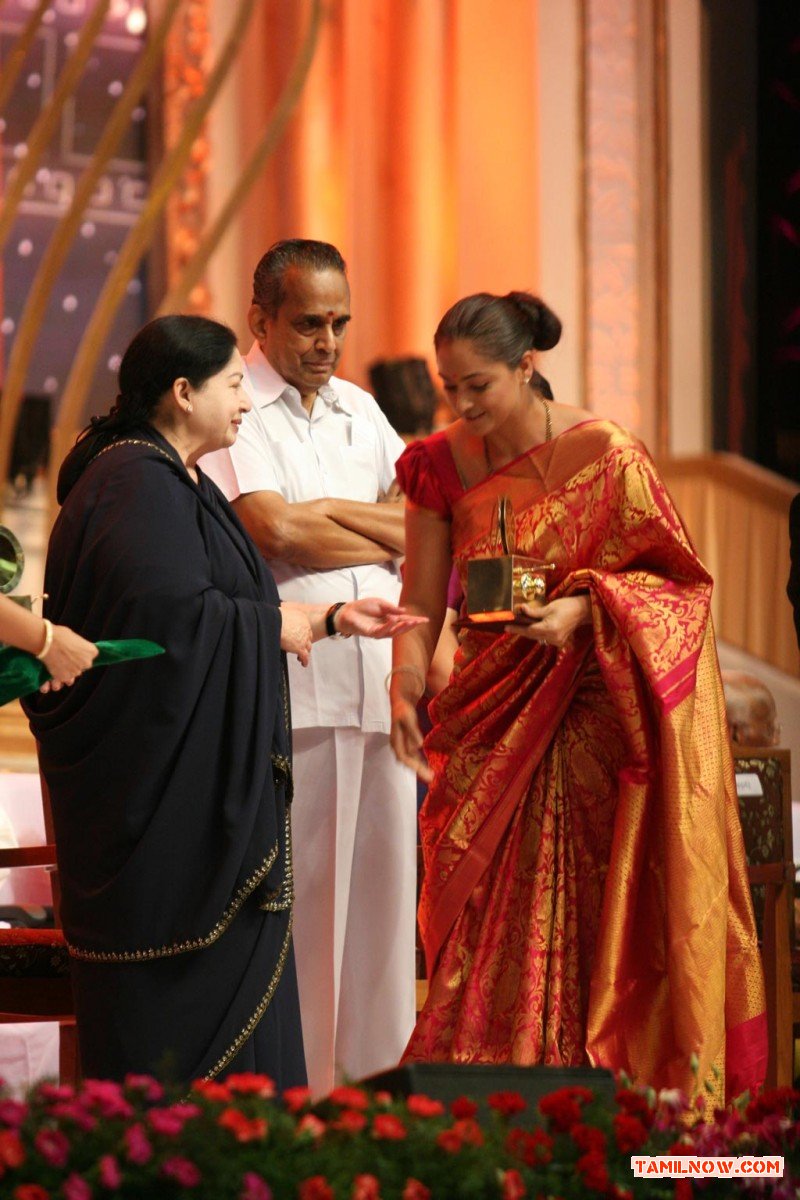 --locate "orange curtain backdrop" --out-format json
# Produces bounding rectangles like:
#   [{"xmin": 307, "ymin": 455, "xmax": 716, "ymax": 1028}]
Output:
[{"xmin": 225, "ymin": 0, "xmax": 541, "ymax": 388}]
